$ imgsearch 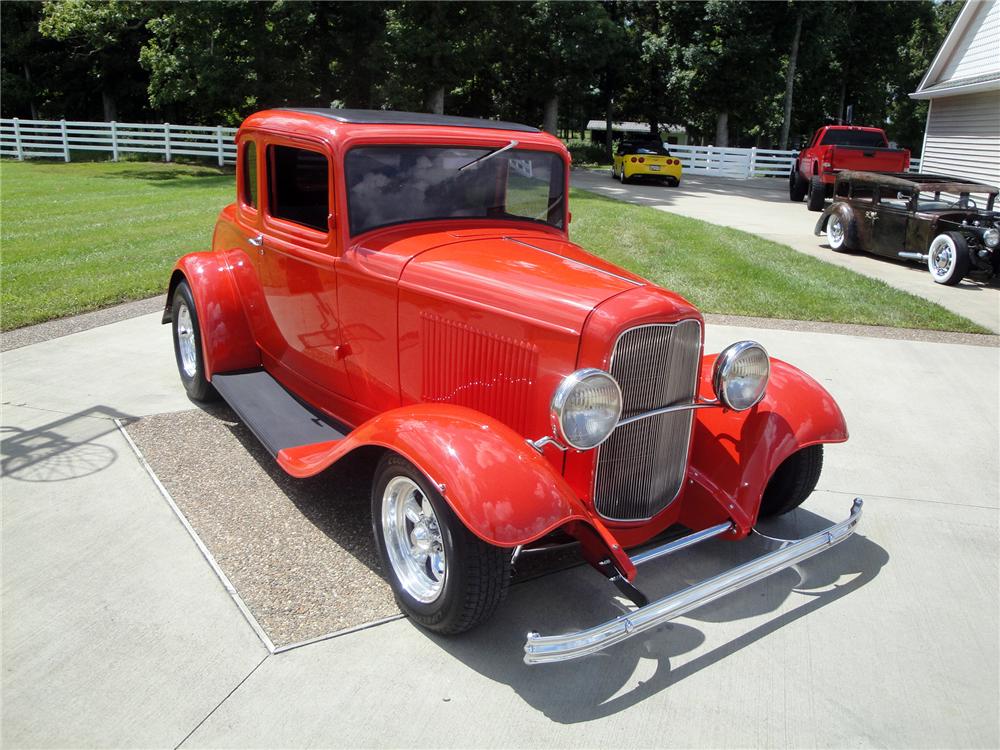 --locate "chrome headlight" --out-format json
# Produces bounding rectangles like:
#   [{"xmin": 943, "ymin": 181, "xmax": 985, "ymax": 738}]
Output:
[
  {"xmin": 982, "ymin": 227, "xmax": 999, "ymax": 249},
  {"xmin": 712, "ymin": 341, "xmax": 770, "ymax": 411},
  {"xmin": 550, "ymin": 368, "xmax": 622, "ymax": 450}
]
